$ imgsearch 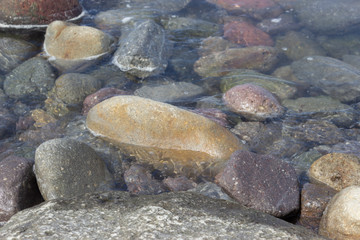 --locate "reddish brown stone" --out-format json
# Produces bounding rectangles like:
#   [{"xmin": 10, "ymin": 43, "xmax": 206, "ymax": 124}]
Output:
[
  {"xmin": 163, "ymin": 176, "xmax": 197, "ymax": 192},
  {"xmin": 298, "ymin": 183, "xmax": 337, "ymax": 232},
  {"xmin": 209, "ymin": 0, "xmax": 283, "ymax": 20},
  {"xmin": 82, "ymin": 87, "xmax": 130, "ymax": 115},
  {"xmin": 215, "ymin": 150, "xmax": 299, "ymax": 217},
  {"xmin": 224, "ymin": 21, "xmax": 274, "ymax": 47},
  {"xmin": 0, "ymin": 0, "xmax": 83, "ymax": 26},
  {"xmin": 0, "ymin": 155, "xmax": 43, "ymax": 222}
]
